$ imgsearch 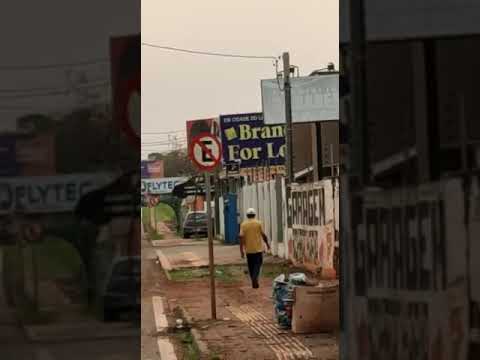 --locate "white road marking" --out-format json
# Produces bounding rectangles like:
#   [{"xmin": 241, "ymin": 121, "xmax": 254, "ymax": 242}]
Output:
[
  {"xmin": 152, "ymin": 296, "xmax": 168, "ymax": 333},
  {"xmin": 157, "ymin": 338, "xmax": 177, "ymax": 360}
]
